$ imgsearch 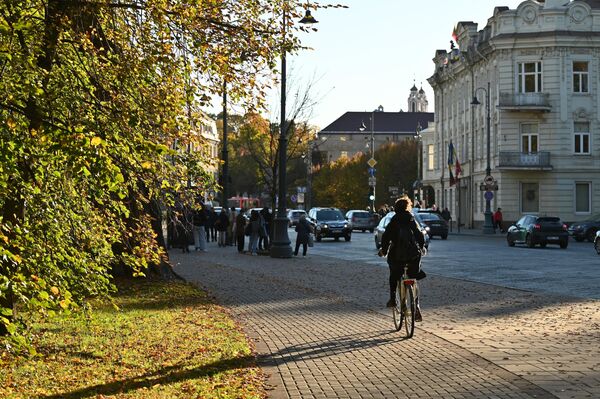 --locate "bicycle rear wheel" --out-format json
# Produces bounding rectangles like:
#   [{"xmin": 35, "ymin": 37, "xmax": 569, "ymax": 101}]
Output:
[
  {"xmin": 401, "ymin": 284, "xmax": 415, "ymax": 338},
  {"xmin": 392, "ymin": 282, "xmax": 402, "ymax": 331}
]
